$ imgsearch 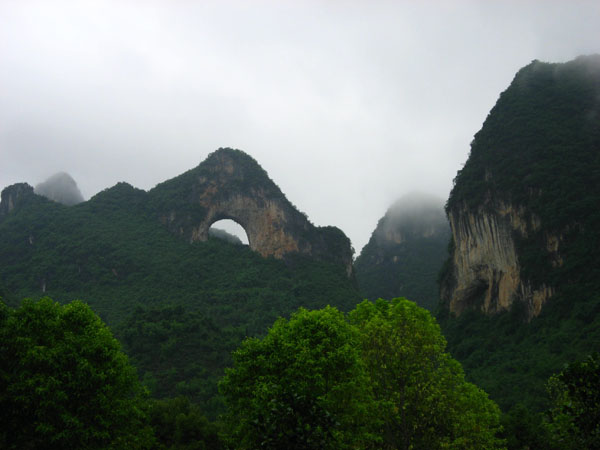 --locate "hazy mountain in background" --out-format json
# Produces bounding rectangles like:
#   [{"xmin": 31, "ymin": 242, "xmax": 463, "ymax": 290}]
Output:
[
  {"xmin": 208, "ymin": 227, "xmax": 243, "ymax": 245},
  {"xmin": 34, "ymin": 172, "xmax": 84, "ymax": 206},
  {"xmin": 355, "ymin": 192, "xmax": 450, "ymax": 311}
]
